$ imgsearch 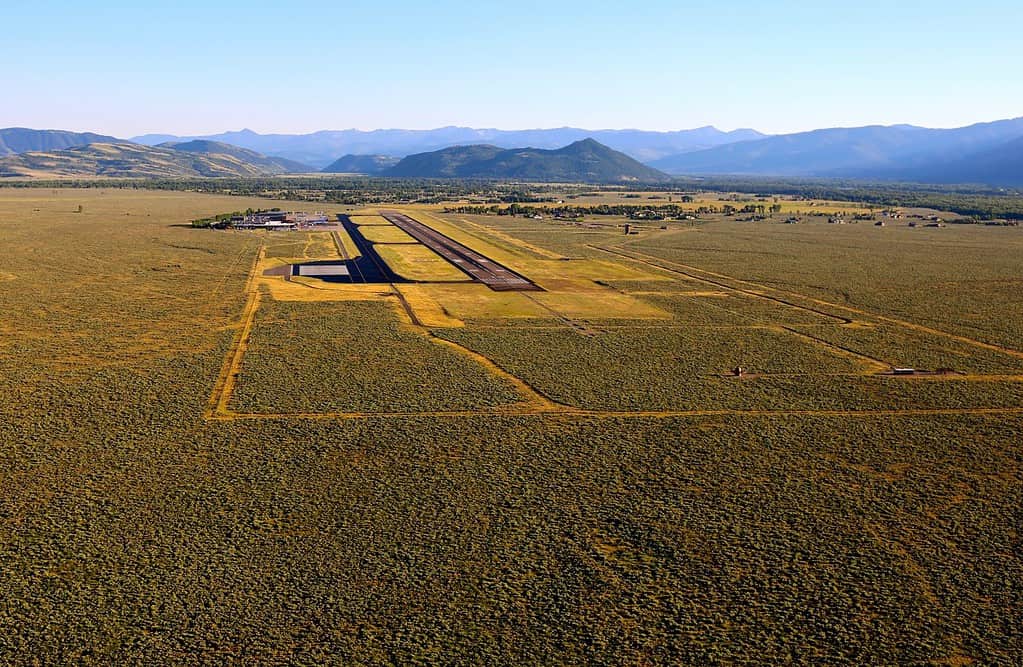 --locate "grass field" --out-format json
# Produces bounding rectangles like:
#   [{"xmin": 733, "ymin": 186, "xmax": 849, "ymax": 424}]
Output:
[
  {"xmin": 1, "ymin": 188, "xmax": 1021, "ymax": 663},
  {"xmin": 355, "ymin": 223, "xmax": 418, "ymax": 244},
  {"xmin": 230, "ymin": 299, "xmax": 524, "ymax": 413},
  {"xmin": 346, "ymin": 214, "xmax": 391, "ymax": 225},
  {"xmin": 373, "ymin": 243, "xmax": 469, "ymax": 282}
]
